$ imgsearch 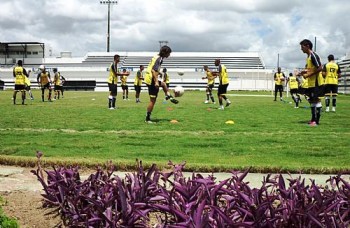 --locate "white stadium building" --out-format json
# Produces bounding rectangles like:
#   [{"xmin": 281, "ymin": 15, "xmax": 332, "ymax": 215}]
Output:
[{"xmin": 1, "ymin": 42, "xmax": 349, "ymax": 93}]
